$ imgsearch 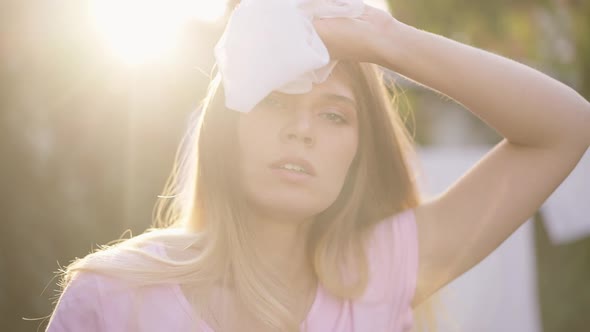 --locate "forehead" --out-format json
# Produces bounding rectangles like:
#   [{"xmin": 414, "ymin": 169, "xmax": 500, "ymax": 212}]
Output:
[
  {"xmin": 268, "ymin": 74, "xmax": 357, "ymax": 111},
  {"xmin": 310, "ymin": 69, "xmax": 355, "ymax": 100},
  {"xmin": 270, "ymin": 69, "xmax": 356, "ymax": 104}
]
